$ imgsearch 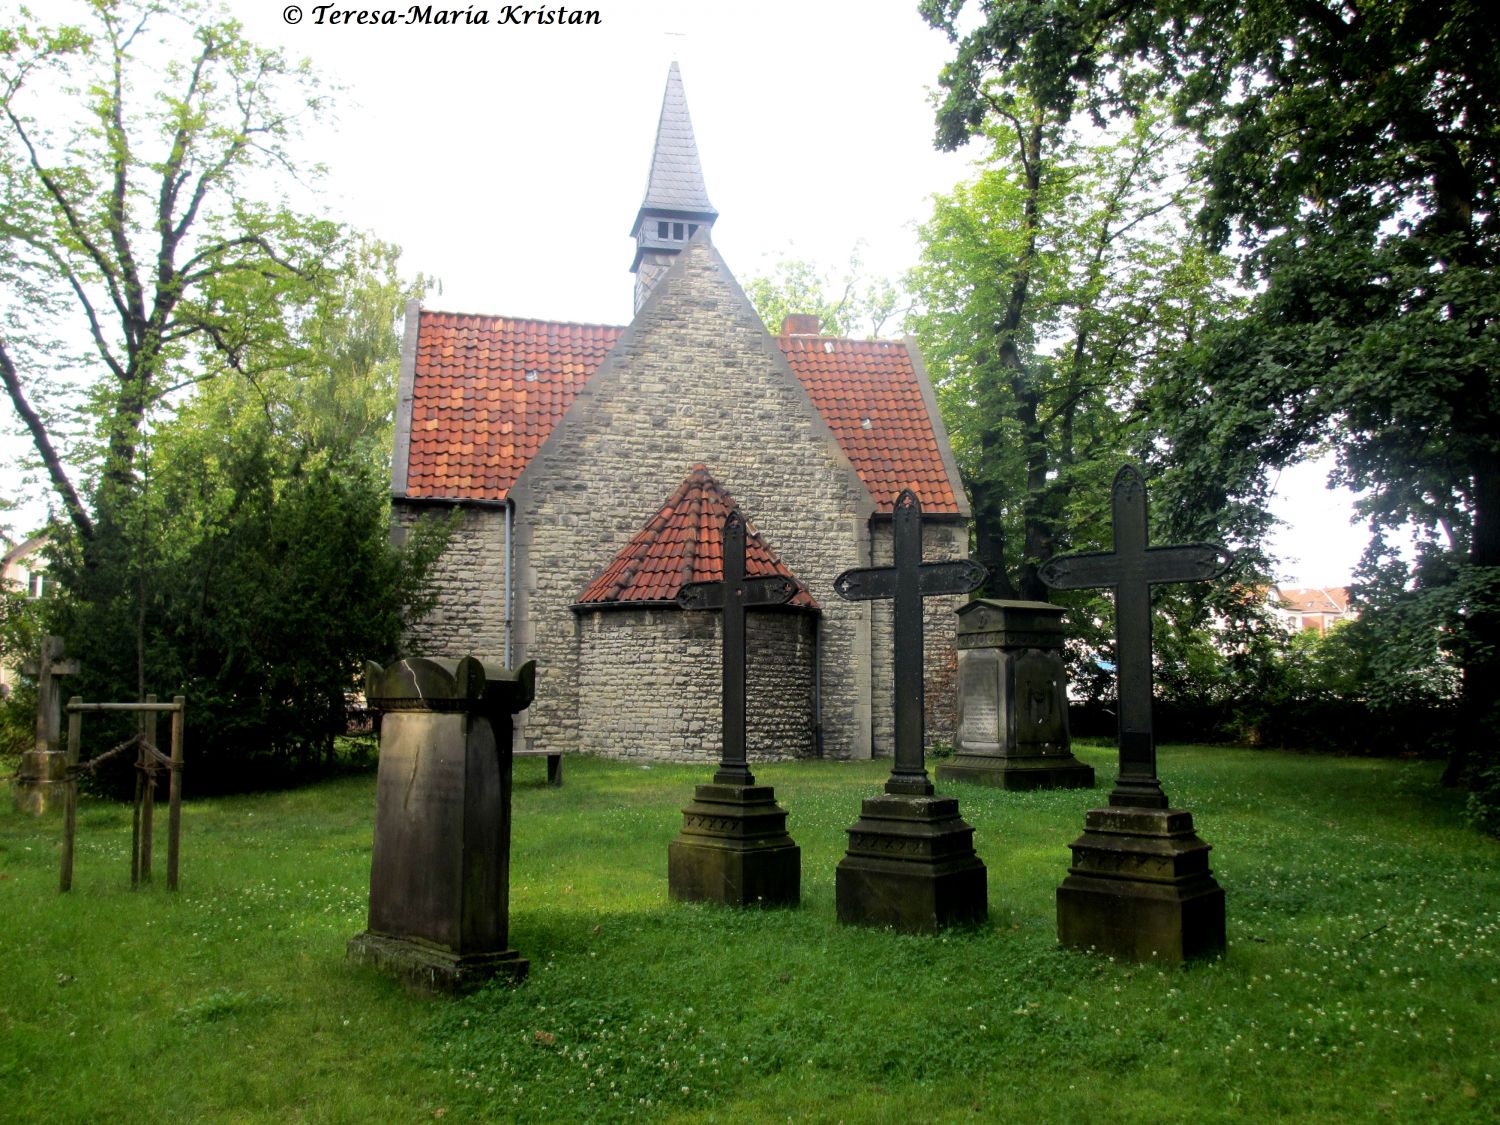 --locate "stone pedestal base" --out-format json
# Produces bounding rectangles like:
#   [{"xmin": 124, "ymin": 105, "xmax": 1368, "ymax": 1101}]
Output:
[
  {"xmin": 836, "ymin": 794, "xmax": 987, "ymax": 932},
  {"xmin": 12, "ymin": 749, "xmax": 70, "ymax": 815},
  {"xmin": 667, "ymin": 784, "xmax": 800, "ymax": 907},
  {"xmin": 1056, "ymin": 806, "xmax": 1225, "ymax": 962},
  {"xmin": 347, "ymin": 931, "xmax": 528, "ymax": 994},
  {"xmin": 938, "ymin": 752, "xmax": 1095, "ymax": 790}
]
